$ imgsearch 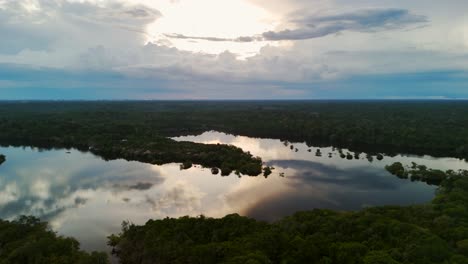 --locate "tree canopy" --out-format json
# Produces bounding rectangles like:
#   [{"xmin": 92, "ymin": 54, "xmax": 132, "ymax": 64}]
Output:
[
  {"xmin": 2, "ymin": 101, "xmax": 468, "ymax": 176},
  {"xmin": 108, "ymin": 169, "xmax": 468, "ymax": 264},
  {"xmin": 0, "ymin": 216, "xmax": 108, "ymax": 264}
]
